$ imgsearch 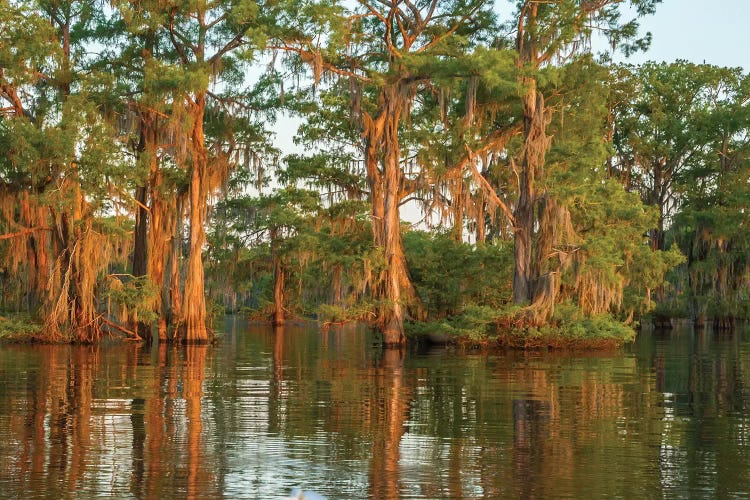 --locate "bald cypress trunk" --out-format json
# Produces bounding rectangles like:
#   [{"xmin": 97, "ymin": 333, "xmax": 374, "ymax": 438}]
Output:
[
  {"xmin": 476, "ymin": 199, "xmax": 486, "ymax": 243},
  {"xmin": 513, "ymin": 6, "xmax": 537, "ymax": 306},
  {"xmin": 167, "ymin": 196, "xmax": 183, "ymax": 342},
  {"xmin": 132, "ymin": 184, "xmax": 150, "ymax": 341},
  {"xmin": 270, "ymin": 229, "xmax": 285, "ymax": 326},
  {"xmin": 19, "ymin": 192, "xmax": 48, "ymax": 312},
  {"xmin": 382, "ymin": 151, "xmax": 407, "ymax": 345},
  {"xmin": 363, "ymin": 86, "xmax": 421, "ymax": 346},
  {"xmin": 451, "ymin": 179, "xmax": 464, "ymax": 242},
  {"xmin": 132, "ymin": 113, "xmax": 150, "ymax": 292},
  {"xmin": 149, "ymin": 172, "xmax": 171, "ymax": 342},
  {"xmin": 513, "ymin": 5, "xmax": 552, "ymax": 316},
  {"xmin": 513, "ymin": 87, "xmax": 551, "ymax": 305},
  {"xmin": 513, "ymin": 158, "xmax": 534, "ymax": 304},
  {"xmin": 132, "ymin": 186, "xmax": 148, "ymax": 279},
  {"xmin": 272, "ymin": 258, "xmax": 285, "ymax": 326},
  {"xmin": 179, "ymin": 94, "xmax": 210, "ymax": 343}
]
